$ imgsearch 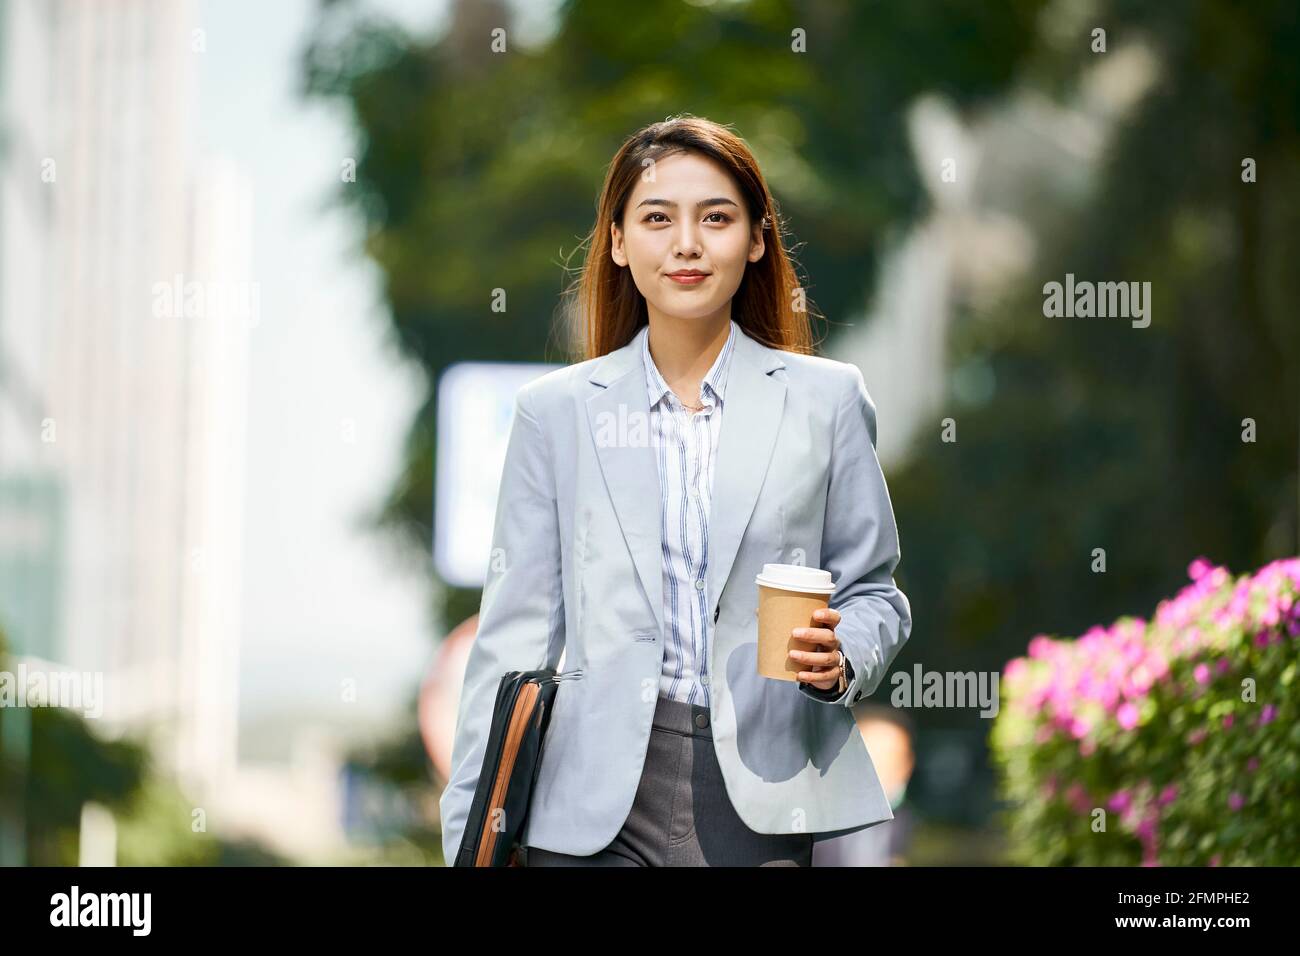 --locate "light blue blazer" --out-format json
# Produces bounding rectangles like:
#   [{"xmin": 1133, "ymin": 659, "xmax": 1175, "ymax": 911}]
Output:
[{"xmin": 440, "ymin": 323, "xmax": 913, "ymax": 861}]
